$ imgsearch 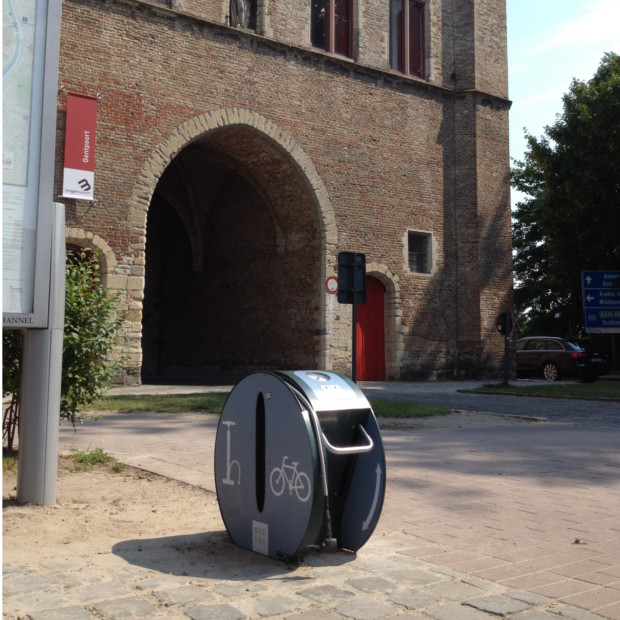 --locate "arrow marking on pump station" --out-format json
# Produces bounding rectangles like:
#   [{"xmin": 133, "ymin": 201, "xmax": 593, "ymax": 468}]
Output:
[{"xmin": 362, "ymin": 463, "xmax": 382, "ymax": 531}]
